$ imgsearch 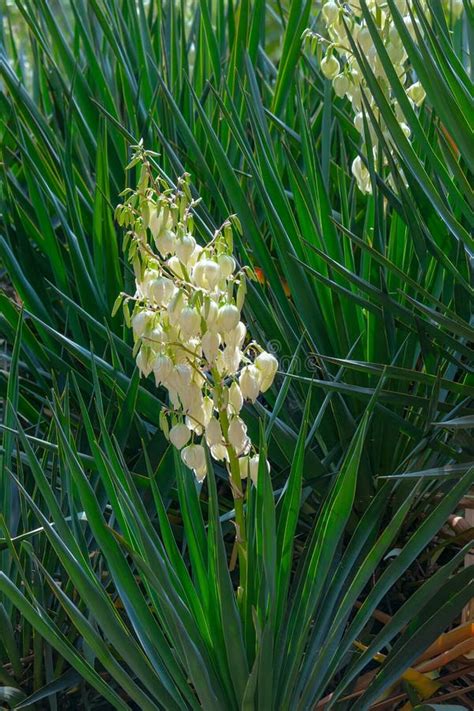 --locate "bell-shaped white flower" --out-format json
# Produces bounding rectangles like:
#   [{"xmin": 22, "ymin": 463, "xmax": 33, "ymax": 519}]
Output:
[
  {"xmin": 210, "ymin": 443, "xmax": 229, "ymax": 462},
  {"xmin": 239, "ymin": 365, "xmax": 262, "ymax": 403},
  {"xmin": 357, "ymin": 26, "xmax": 373, "ymax": 53},
  {"xmin": 192, "ymin": 259, "xmax": 221, "ymax": 291},
  {"xmin": 217, "ymin": 304, "xmax": 240, "ymax": 333},
  {"xmin": 136, "ymin": 348, "xmax": 153, "ymax": 377},
  {"xmin": 255, "ymin": 352, "xmax": 278, "ymax": 392},
  {"xmin": 149, "ymin": 207, "xmax": 171, "ymax": 240},
  {"xmin": 218, "ymin": 254, "xmax": 236, "ymax": 279},
  {"xmin": 249, "ymin": 454, "xmax": 270, "ymax": 485},
  {"xmin": 181, "ymin": 444, "xmax": 207, "ymax": 481},
  {"xmin": 178, "ymin": 306, "xmax": 201, "ymax": 338},
  {"xmin": 403, "ymin": 15, "xmax": 419, "ymax": 40},
  {"xmin": 228, "ymin": 381, "xmax": 243, "ymax": 414},
  {"xmin": 354, "ymin": 112, "xmax": 365, "ymax": 135},
  {"xmin": 169, "ymin": 363, "xmax": 192, "ymax": 395},
  {"xmin": 201, "ymin": 299, "xmax": 219, "ymax": 330},
  {"xmin": 224, "ymin": 322, "xmax": 246, "ymax": 350},
  {"xmin": 386, "ymin": 42, "xmax": 406, "ymax": 65},
  {"xmin": 228, "ymin": 416, "xmax": 250, "ymax": 456},
  {"xmin": 140, "ymin": 268, "xmax": 159, "ymax": 298},
  {"xmin": 175, "ymin": 234, "xmax": 196, "ymax": 264},
  {"xmin": 167, "ymin": 256, "xmax": 186, "ymax": 279},
  {"xmin": 352, "ymin": 156, "xmax": 371, "ymax": 194},
  {"xmin": 238, "ymin": 455, "xmax": 249, "ymax": 479},
  {"xmin": 132, "ymin": 310, "xmax": 154, "ymax": 340},
  {"xmin": 206, "ymin": 417, "xmax": 223, "ymax": 447},
  {"xmin": 186, "ymin": 393, "xmax": 212, "ymax": 434},
  {"xmin": 169, "ymin": 423, "xmax": 191, "ymax": 449},
  {"xmin": 149, "ymin": 276, "xmax": 176, "ymax": 306},
  {"xmin": 321, "ymin": 54, "xmax": 340, "ymax": 80},
  {"xmin": 221, "ymin": 346, "xmax": 241, "ymax": 375},
  {"xmin": 202, "ymin": 330, "xmax": 221, "ymax": 363},
  {"xmin": 148, "ymin": 325, "xmax": 167, "ymax": 346},
  {"xmin": 180, "ymin": 382, "xmax": 202, "ymax": 415},
  {"xmin": 333, "ymin": 73, "xmax": 349, "ymax": 98},
  {"xmin": 153, "ymin": 354, "xmax": 173, "ymax": 386},
  {"xmin": 187, "ymin": 244, "xmax": 203, "ymax": 268},
  {"xmin": 167, "ymin": 290, "xmax": 186, "ymax": 326},
  {"xmin": 155, "ymin": 229, "xmax": 176, "ymax": 257},
  {"xmin": 202, "ymin": 396, "xmax": 214, "ymax": 426}
]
